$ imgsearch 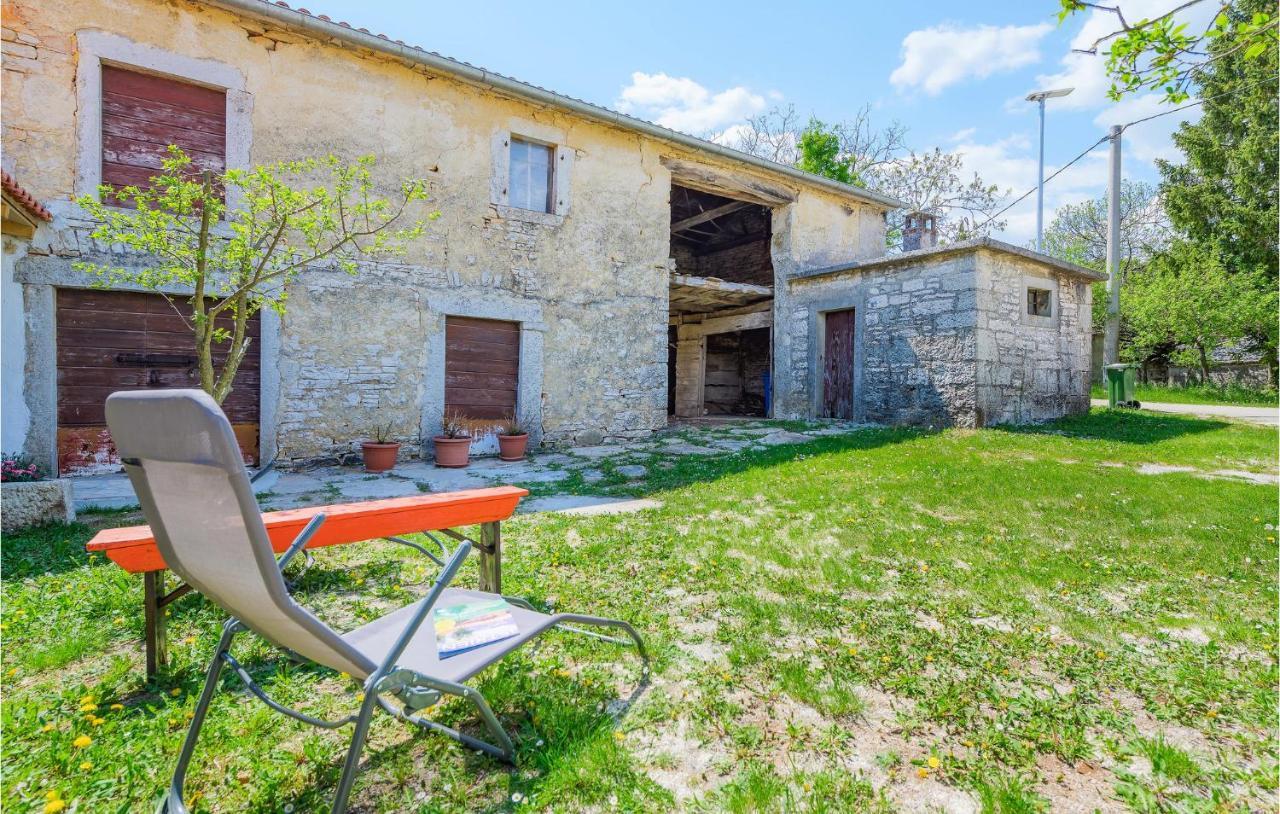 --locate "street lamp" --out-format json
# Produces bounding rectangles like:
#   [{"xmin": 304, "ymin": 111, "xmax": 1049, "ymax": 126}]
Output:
[{"xmin": 1026, "ymin": 87, "xmax": 1074, "ymax": 253}]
